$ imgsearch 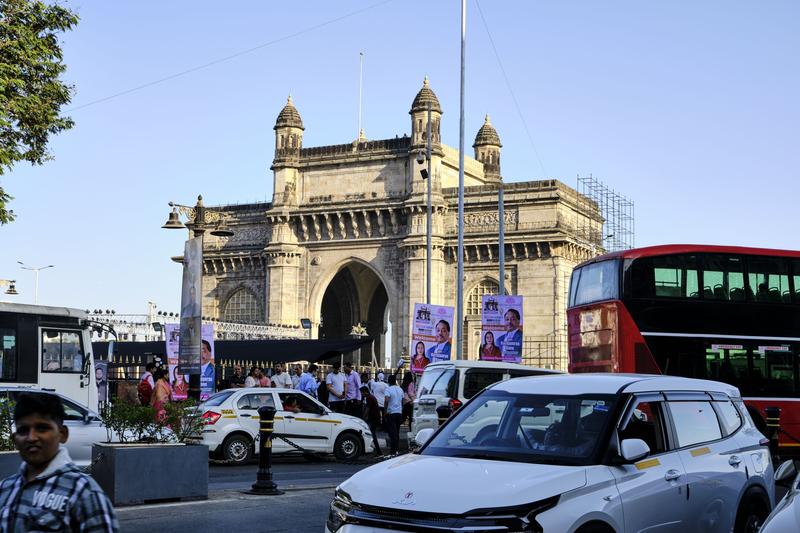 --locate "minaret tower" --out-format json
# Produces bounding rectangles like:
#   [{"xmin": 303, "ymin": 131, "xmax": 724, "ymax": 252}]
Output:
[
  {"xmin": 473, "ymin": 114, "xmax": 502, "ymax": 183},
  {"xmin": 271, "ymin": 95, "xmax": 304, "ymax": 206}
]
